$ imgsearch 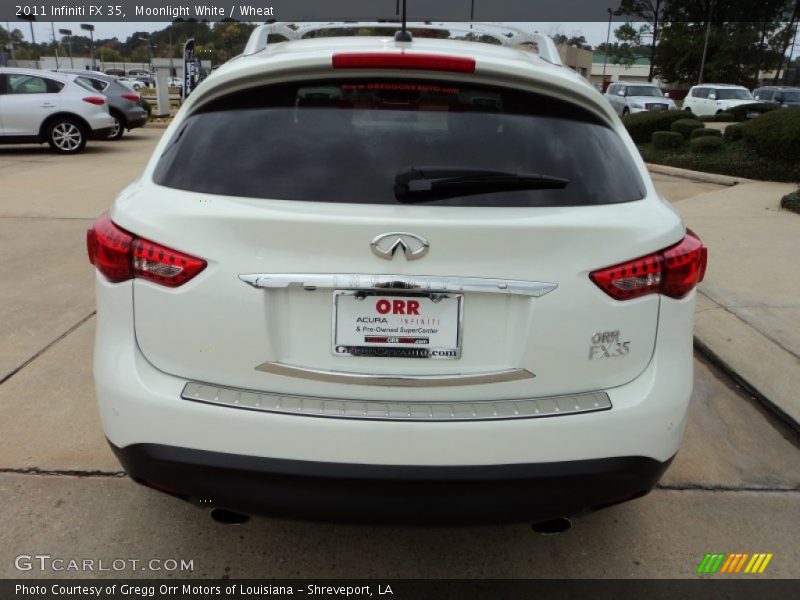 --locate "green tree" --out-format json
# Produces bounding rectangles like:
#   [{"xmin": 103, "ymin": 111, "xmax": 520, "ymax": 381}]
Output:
[
  {"xmin": 618, "ymin": 0, "xmax": 667, "ymax": 81},
  {"xmin": 606, "ymin": 22, "xmax": 647, "ymax": 67}
]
